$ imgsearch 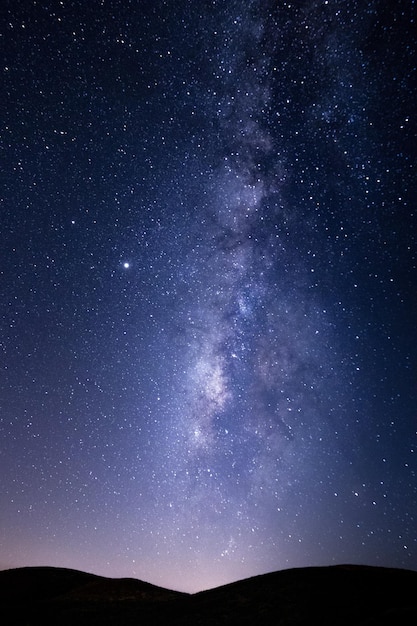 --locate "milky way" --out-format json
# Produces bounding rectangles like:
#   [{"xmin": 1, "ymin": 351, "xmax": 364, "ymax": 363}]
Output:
[{"xmin": 1, "ymin": 0, "xmax": 416, "ymax": 592}]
